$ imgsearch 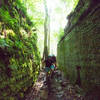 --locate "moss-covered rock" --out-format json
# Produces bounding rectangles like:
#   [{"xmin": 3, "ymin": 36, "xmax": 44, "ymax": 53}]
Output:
[
  {"xmin": 57, "ymin": 0, "xmax": 100, "ymax": 99},
  {"xmin": 0, "ymin": 0, "xmax": 41, "ymax": 99}
]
